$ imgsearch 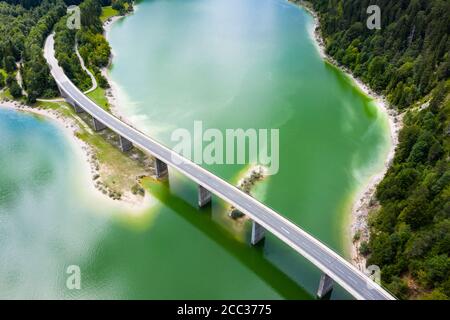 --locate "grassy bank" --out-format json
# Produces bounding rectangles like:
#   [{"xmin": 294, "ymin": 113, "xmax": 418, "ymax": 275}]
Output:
[
  {"xmin": 87, "ymin": 86, "xmax": 111, "ymax": 111},
  {"xmin": 34, "ymin": 2, "xmax": 150, "ymax": 204},
  {"xmin": 31, "ymin": 99, "xmax": 152, "ymax": 205},
  {"xmin": 100, "ymin": 6, "xmax": 119, "ymax": 22},
  {"xmin": 101, "ymin": 3, "xmax": 130, "ymax": 22},
  {"xmin": 299, "ymin": 0, "xmax": 450, "ymax": 299}
]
